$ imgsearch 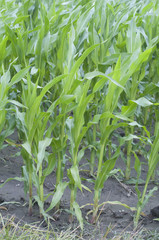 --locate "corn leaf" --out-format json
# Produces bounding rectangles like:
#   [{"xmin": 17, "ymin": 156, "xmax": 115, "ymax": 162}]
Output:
[
  {"xmin": 46, "ymin": 182, "xmax": 68, "ymax": 212},
  {"xmin": 70, "ymin": 165, "xmax": 82, "ymax": 191},
  {"xmin": 37, "ymin": 138, "xmax": 52, "ymax": 173},
  {"xmin": 73, "ymin": 202, "xmax": 83, "ymax": 231}
]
